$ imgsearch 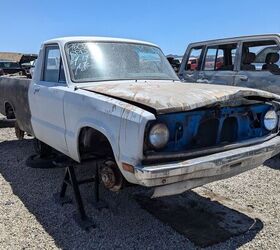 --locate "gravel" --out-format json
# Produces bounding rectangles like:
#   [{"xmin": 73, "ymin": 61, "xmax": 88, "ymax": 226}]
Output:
[{"xmin": 0, "ymin": 123, "xmax": 280, "ymax": 250}]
